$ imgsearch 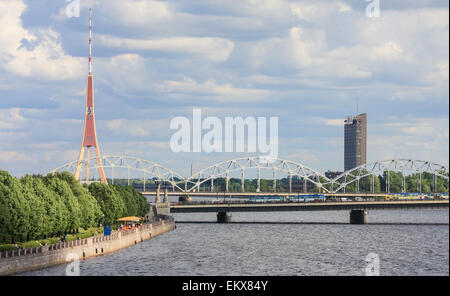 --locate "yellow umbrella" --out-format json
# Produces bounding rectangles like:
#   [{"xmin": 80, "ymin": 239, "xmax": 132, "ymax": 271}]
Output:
[{"xmin": 117, "ymin": 216, "xmax": 142, "ymax": 222}]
